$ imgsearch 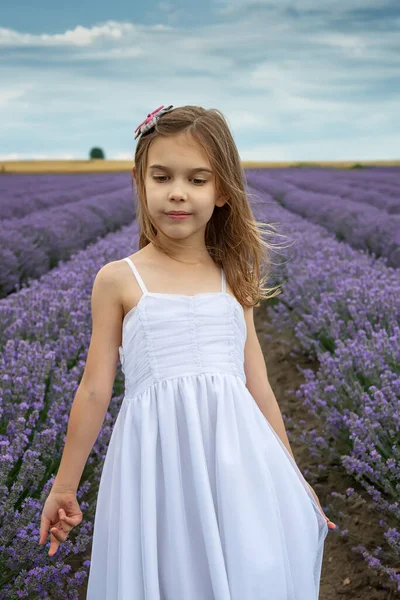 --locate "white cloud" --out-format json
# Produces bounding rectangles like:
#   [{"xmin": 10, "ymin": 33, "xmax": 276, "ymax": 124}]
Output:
[
  {"xmin": 0, "ymin": 85, "xmax": 35, "ymax": 109},
  {"xmin": 0, "ymin": 152, "xmax": 22, "ymax": 160},
  {"xmin": 0, "ymin": 152, "xmax": 77, "ymax": 160},
  {"xmin": 0, "ymin": 21, "xmax": 173, "ymax": 48},
  {"xmin": 113, "ymin": 152, "xmax": 134, "ymax": 160},
  {"xmin": 240, "ymin": 132, "xmax": 400, "ymax": 162},
  {"xmin": 0, "ymin": 5, "xmax": 399, "ymax": 160}
]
